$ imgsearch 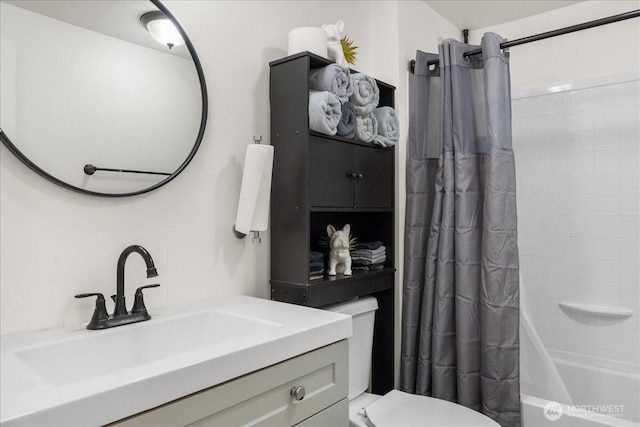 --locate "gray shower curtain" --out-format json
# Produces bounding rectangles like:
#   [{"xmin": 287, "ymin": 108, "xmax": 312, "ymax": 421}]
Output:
[{"xmin": 401, "ymin": 33, "xmax": 520, "ymax": 427}]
